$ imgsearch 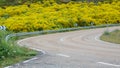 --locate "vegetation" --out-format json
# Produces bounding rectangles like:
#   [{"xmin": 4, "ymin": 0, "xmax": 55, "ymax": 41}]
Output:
[
  {"xmin": 0, "ymin": 30, "xmax": 37, "ymax": 68},
  {"xmin": 0, "ymin": 0, "xmax": 120, "ymax": 32},
  {"xmin": 101, "ymin": 29, "xmax": 120, "ymax": 44},
  {"xmin": 0, "ymin": 0, "xmax": 119, "ymax": 67},
  {"xmin": 0, "ymin": 0, "xmax": 119, "ymax": 6}
]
